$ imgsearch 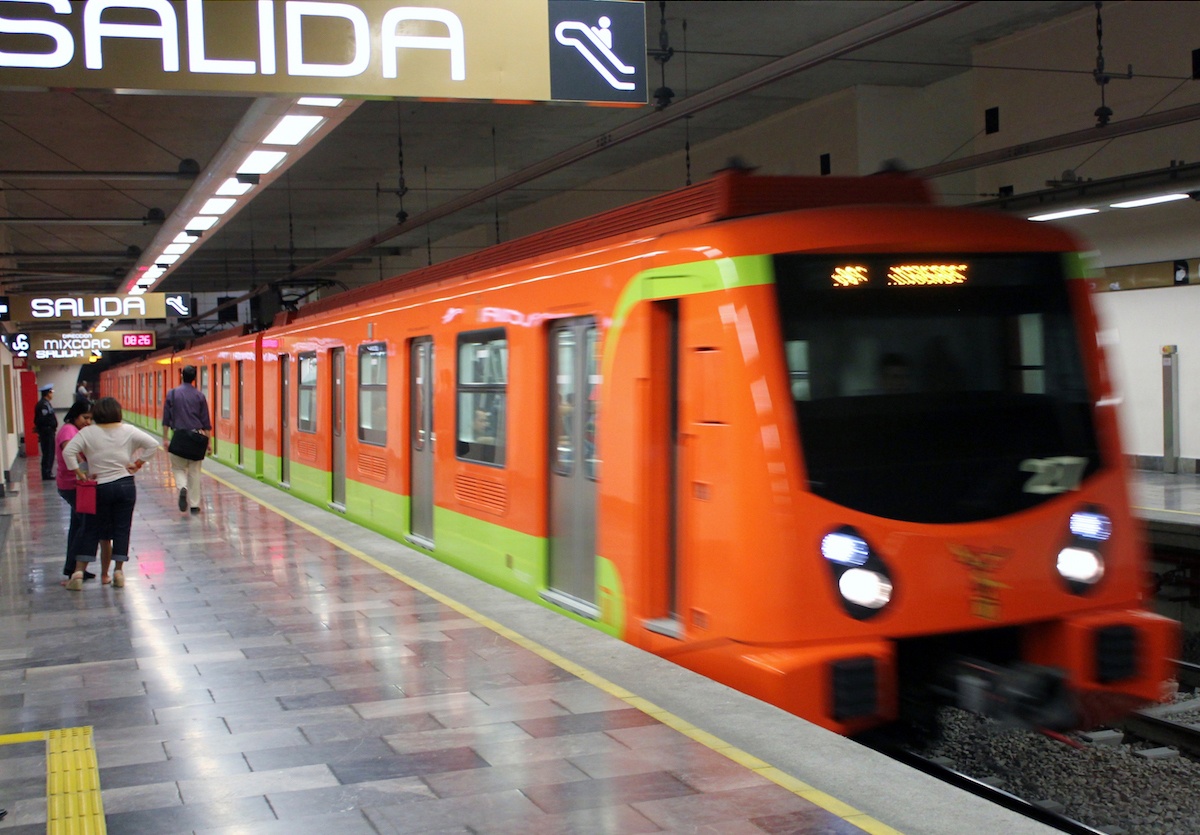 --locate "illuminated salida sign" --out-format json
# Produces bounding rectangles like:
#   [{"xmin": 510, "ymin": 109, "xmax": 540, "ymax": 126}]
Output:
[
  {"xmin": 0, "ymin": 0, "xmax": 646, "ymax": 104},
  {"xmin": 0, "ymin": 293, "xmax": 191, "ymax": 321}
]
